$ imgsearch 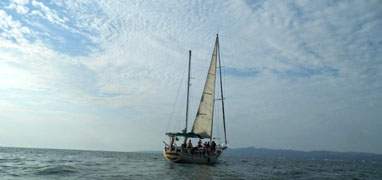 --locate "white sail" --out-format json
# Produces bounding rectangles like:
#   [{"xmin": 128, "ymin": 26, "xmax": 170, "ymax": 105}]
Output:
[{"xmin": 191, "ymin": 37, "xmax": 218, "ymax": 138}]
